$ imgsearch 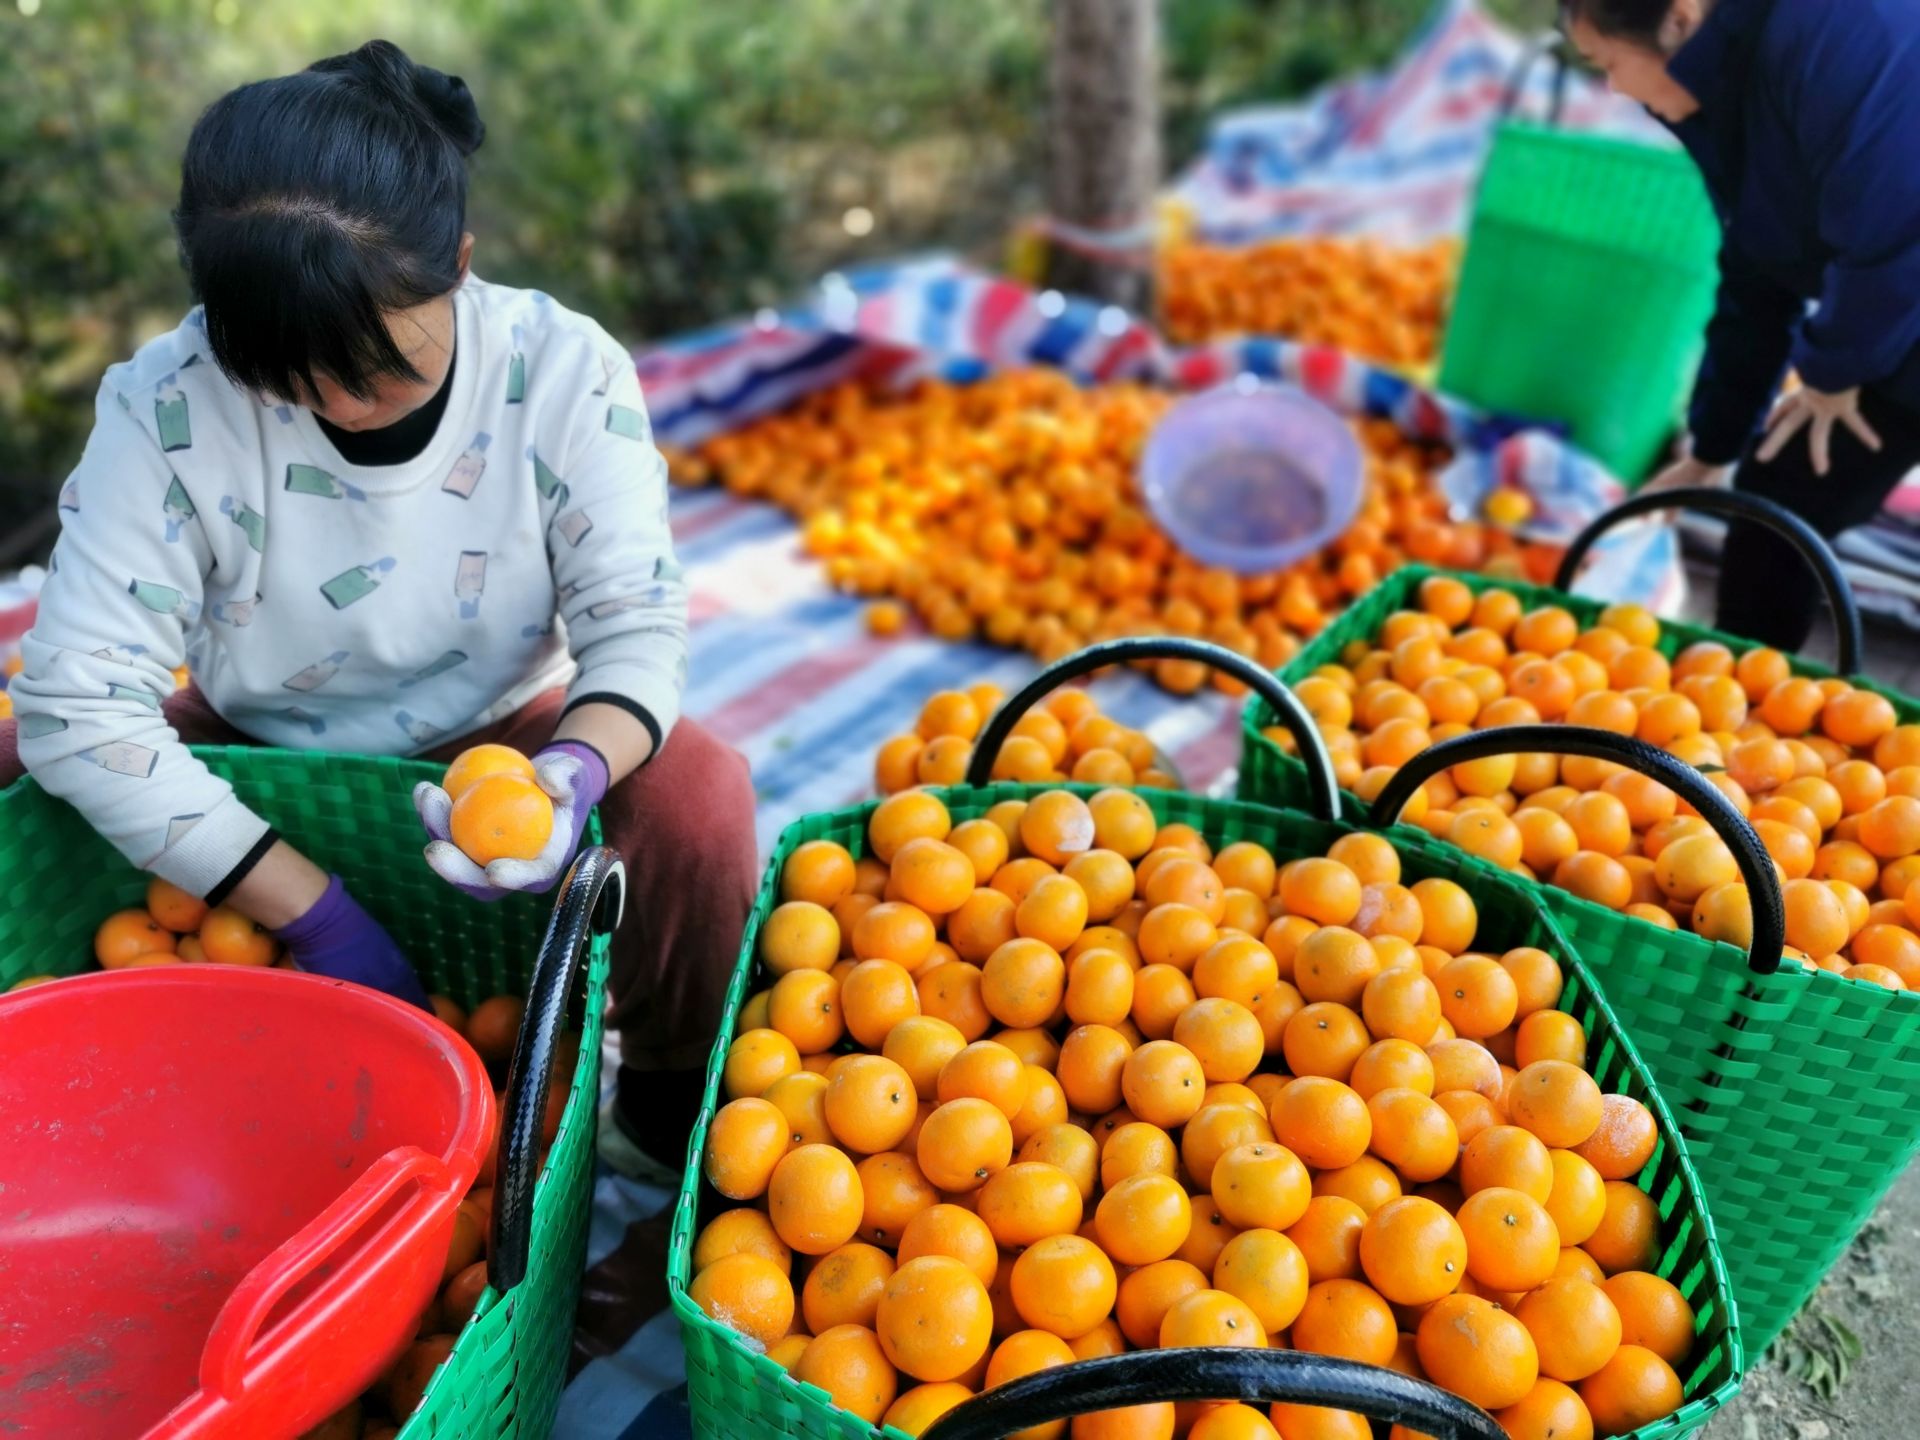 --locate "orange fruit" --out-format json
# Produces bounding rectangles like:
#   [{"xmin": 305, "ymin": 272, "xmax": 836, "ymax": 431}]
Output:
[
  {"xmin": 95, "ymin": 908, "xmax": 178, "ymax": 968},
  {"xmin": 1860, "ymin": 795, "xmax": 1920, "ymax": 858},
  {"xmin": 1516, "ymin": 1010, "xmax": 1587, "ymax": 1069},
  {"xmin": 1270, "ymin": 1076, "xmax": 1372, "ymax": 1170},
  {"xmin": 1508, "ymin": 1061, "xmax": 1603, "ymax": 1148},
  {"xmin": 853, "ymin": 904, "xmax": 938, "ymax": 971},
  {"xmin": 843, "ymin": 959, "xmax": 924, "ymax": 1048},
  {"xmin": 884, "ymin": 1016, "xmax": 969, "ymax": 1098},
  {"xmin": 1365, "ymin": 1088, "xmax": 1459, "ymax": 1183},
  {"xmin": 1012, "ymin": 1067, "xmax": 1070, "ymax": 1146},
  {"xmin": 1119, "ymin": 1039, "xmax": 1207, "ymax": 1129},
  {"xmin": 688, "ymin": 1252, "xmax": 795, "ymax": 1350},
  {"xmin": 877, "ymin": 736, "xmax": 927, "ymax": 793},
  {"xmin": 859, "ymin": 1150, "xmax": 939, "ymax": 1246},
  {"xmin": 693, "ymin": 1207, "xmax": 792, "ymax": 1275},
  {"xmin": 1019, "ymin": 1124, "xmax": 1099, "ymax": 1203},
  {"xmin": 883, "ymin": 1383, "xmax": 975, "ymax": 1438},
  {"xmin": 1571, "ymin": 1095, "xmax": 1658, "ymax": 1180},
  {"xmin": 1417, "ymin": 1293, "xmax": 1540, "ymax": 1410},
  {"xmin": 1293, "ymin": 927, "xmax": 1381, "ymax": 1008},
  {"xmin": 198, "ymin": 904, "xmax": 282, "ymax": 967},
  {"xmin": 450, "ymin": 773, "xmax": 554, "ymax": 865},
  {"xmin": 1310, "ymin": 1155, "xmax": 1403, "ymax": 1216},
  {"xmin": 1517, "ymin": 1276, "xmax": 1622, "ymax": 1382},
  {"xmin": 898, "ymin": 1203, "xmax": 998, "ymax": 1287},
  {"xmin": 1427, "ymin": 1038, "xmax": 1502, "ymax": 1099},
  {"xmin": 1291, "ymin": 1278, "xmax": 1397, "ymax": 1367},
  {"xmin": 1285, "ymin": 1196, "xmax": 1366, "ymax": 1284},
  {"xmin": 1578, "ymin": 1346, "xmax": 1682, "ymax": 1435},
  {"xmin": 1544, "ymin": 1151, "xmax": 1607, "ymax": 1247},
  {"xmin": 1210, "ymin": 1142, "xmax": 1311, "ymax": 1232},
  {"xmin": 1458, "ymin": 1186, "xmax": 1560, "ymax": 1292},
  {"xmin": 704, "ymin": 1097, "xmax": 793, "ymax": 1200},
  {"xmin": 1460, "ymin": 1125, "xmax": 1553, "ymax": 1203},
  {"xmin": 1349, "ymin": 1038, "xmax": 1436, "ymax": 1099},
  {"xmin": 918, "ymin": 1097, "xmax": 1014, "ymax": 1193},
  {"xmin": 1016, "ymin": 875, "xmax": 1091, "ymax": 952},
  {"xmin": 769, "ymin": 969, "xmax": 845, "ymax": 1055},
  {"xmin": 1282, "ymin": 1002, "xmax": 1371, "ymax": 1081},
  {"xmin": 948, "ymin": 890, "xmax": 1018, "ymax": 964},
  {"xmin": 920, "ymin": 961, "xmax": 993, "ymax": 1041},
  {"xmin": 795, "ymin": 1324, "xmax": 898, "ymax": 1424},
  {"xmin": 803, "ymin": 1242, "xmax": 896, "ymax": 1332},
  {"xmin": 1096, "ymin": 1172, "xmax": 1195, "ymax": 1266},
  {"xmin": 825, "ymin": 1054, "xmax": 918, "ymax": 1154},
  {"xmin": 1278, "ymin": 858, "xmax": 1364, "ymax": 926},
  {"xmin": 1066, "ymin": 949, "xmax": 1138, "ymax": 1029},
  {"xmin": 1584, "ymin": 1182, "xmax": 1661, "ymax": 1274},
  {"xmin": 1019, "ymin": 791, "xmax": 1095, "ymax": 867},
  {"xmin": 1173, "ymin": 998, "xmax": 1265, "ymax": 1083},
  {"xmin": 1159, "ymin": 1288, "xmax": 1267, "ymax": 1349},
  {"xmin": 1436, "ymin": 955, "xmax": 1519, "ymax": 1039},
  {"xmin": 784, "ymin": 839, "xmax": 860, "ymax": 908},
  {"xmin": 761, "ymin": 901, "xmax": 840, "ymax": 975},
  {"xmin": 871, "ymin": 791, "xmax": 954, "ymax": 863},
  {"xmin": 1269, "ymin": 1406, "xmax": 1369, "ymax": 1440},
  {"xmin": 982, "ymin": 938, "xmax": 1068, "ymax": 1029},
  {"xmin": 1182, "ymin": 1104, "xmax": 1276, "ymax": 1191},
  {"xmin": 442, "ymin": 742, "xmax": 537, "ymax": 800},
  {"xmin": 1010, "ymin": 1234, "xmax": 1118, "ymax": 1340},
  {"xmin": 1212, "ymin": 1228, "xmax": 1310, "ymax": 1335},
  {"xmin": 1359, "ymin": 969, "xmax": 1442, "ymax": 1047},
  {"xmin": 1602, "ymin": 1272, "xmax": 1695, "ymax": 1367},
  {"xmin": 894, "ymin": 838, "xmax": 979, "ymax": 917},
  {"xmin": 939, "ymin": 1040, "xmax": 1030, "ymax": 1118},
  {"xmin": 723, "ymin": 1028, "xmax": 802, "ymax": 1100},
  {"xmin": 1065, "ymin": 851, "xmax": 1137, "ymax": 924},
  {"xmin": 1074, "ymin": 1404, "xmax": 1177, "ymax": 1440},
  {"xmin": 1088, "ymin": 789, "xmax": 1159, "ymax": 860},
  {"xmin": 768, "ymin": 1143, "xmax": 864, "ymax": 1256},
  {"xmin": 878, "ymin": 1255, "xmax": 994, "ymax": 1382},
  {"xmin": 1360, "ymin": 1196, "xmax": 1467, "ymax": 1305},
  {"xmin": 983, "ymin": 1329, "xmax": 1076, "ymax": 1439},
  {"xmin": 1193, "ymin": 936, "xmax": 1280, "ymax": 1010},
  {"xmin": 1057, "ymin": 1024, "xmax": 1134, "ymax": 1115},
  {"xmin": 145, "ymin": 878, "xmax": 208, "ymax": 934}
]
